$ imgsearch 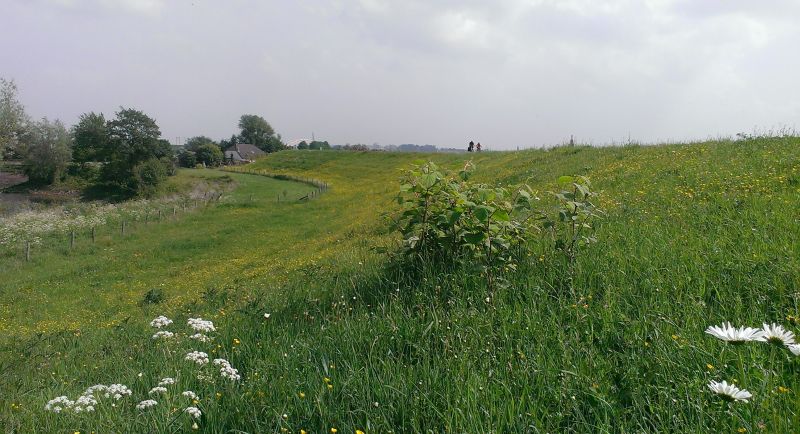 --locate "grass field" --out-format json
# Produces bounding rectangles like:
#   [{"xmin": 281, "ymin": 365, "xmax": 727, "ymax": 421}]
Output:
[{"xmin": 1, "ymin": 137, "xmax": 799, "ymax": 433}]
